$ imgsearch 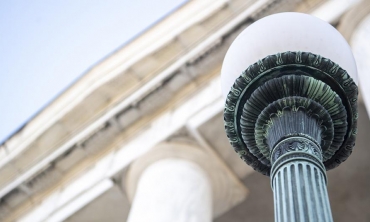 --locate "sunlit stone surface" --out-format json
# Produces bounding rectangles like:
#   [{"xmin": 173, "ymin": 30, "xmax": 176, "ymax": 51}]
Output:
[{"xmin": 127, "ymin": 159, "xmax": 212, "ymax": 222}]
